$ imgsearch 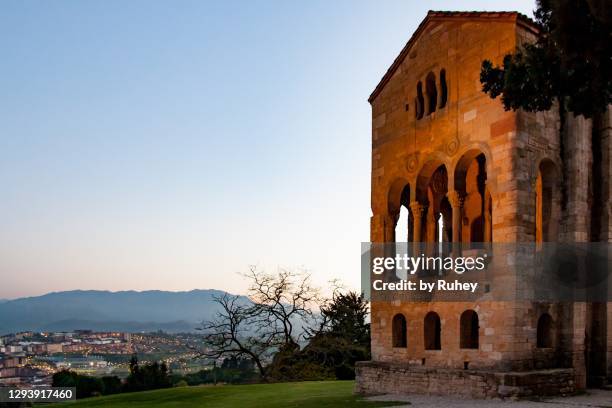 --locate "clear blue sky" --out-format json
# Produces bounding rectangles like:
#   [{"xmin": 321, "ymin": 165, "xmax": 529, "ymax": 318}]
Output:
[{"xmin": 0, "ymin": 0, "xmax": 535, "ymax": 299}]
